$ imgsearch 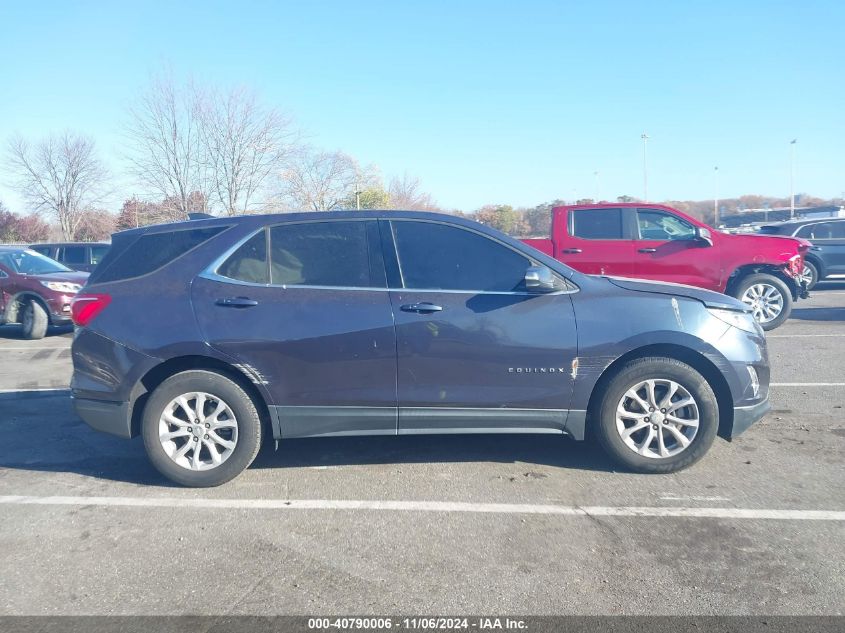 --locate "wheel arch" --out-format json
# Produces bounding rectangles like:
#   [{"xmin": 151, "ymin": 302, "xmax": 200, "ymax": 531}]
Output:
[
  {"xmin": 802, "ymin": 254, "xmax": 825, "ymax": 278},
  {"xmin": 586, "ymin": 343, "xmax": 734, "ymax": 440},
  {"xmin": 129, "ymin": 355, "xmax": 276, "ymax": 441},
  {"xmin": 725, "ymin": 264, "xmax": 796, "ymax": 300},
  {"xmin": 5, "ymin": 291, "xmax": 51, "ymax": 324}
]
